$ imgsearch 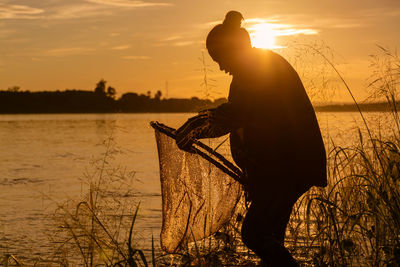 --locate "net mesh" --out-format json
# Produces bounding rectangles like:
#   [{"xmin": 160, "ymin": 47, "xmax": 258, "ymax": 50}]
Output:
[{"xmin": 151, "ymin": 122, "xmax": 242, "ymax": 253}]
